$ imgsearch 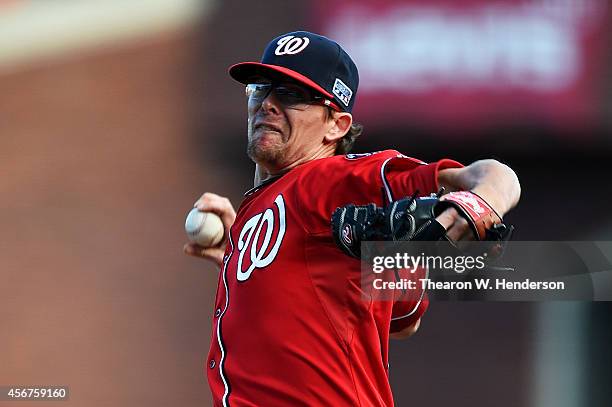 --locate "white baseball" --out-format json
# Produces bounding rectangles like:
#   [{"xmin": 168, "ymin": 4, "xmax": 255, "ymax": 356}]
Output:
[{"xmin": 185, "ymin": 208, "xmax": 225, "ymax": 247}]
